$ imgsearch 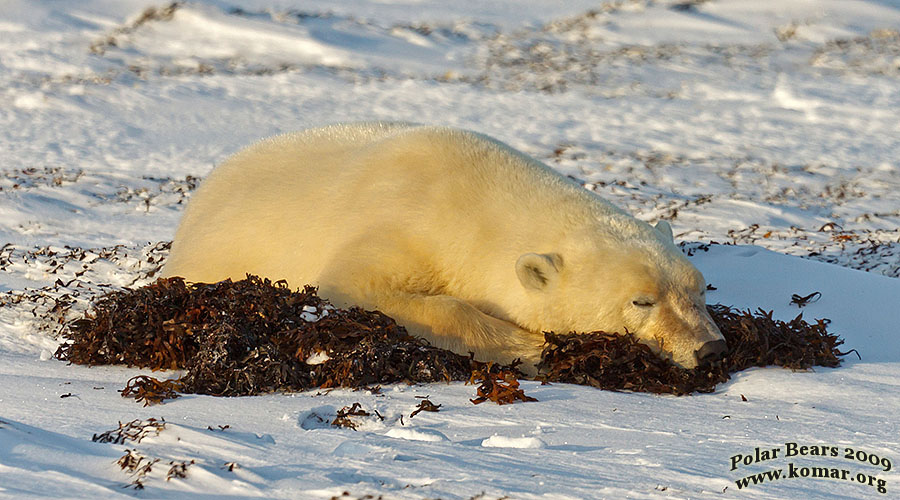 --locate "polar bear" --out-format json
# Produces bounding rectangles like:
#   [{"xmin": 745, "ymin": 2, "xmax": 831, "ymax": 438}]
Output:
[{"xmin": 163, "ymin": 122, "xmax": 726, "ymax": 374}]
